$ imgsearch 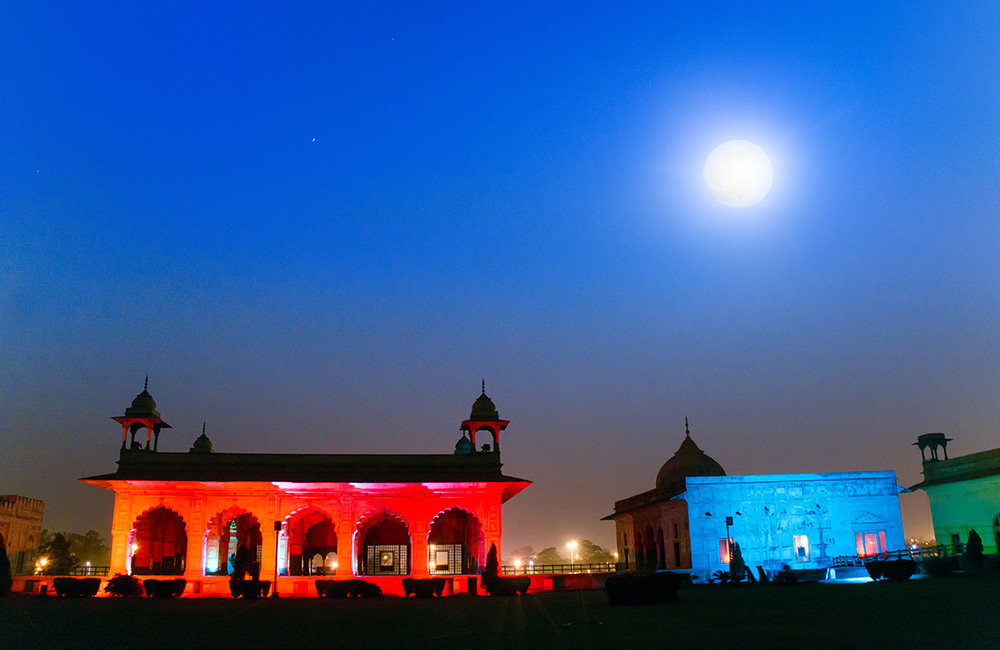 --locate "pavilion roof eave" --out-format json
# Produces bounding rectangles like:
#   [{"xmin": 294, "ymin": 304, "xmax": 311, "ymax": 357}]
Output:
[{"xmin": 500, "ymin": 480, "xmax": 532, "ymax": 504}]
